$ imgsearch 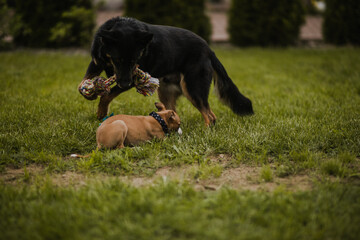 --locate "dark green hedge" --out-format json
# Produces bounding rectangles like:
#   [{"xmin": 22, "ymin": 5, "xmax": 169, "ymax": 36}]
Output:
[
  {"xmin": 124, "ymin": 0, "xmax": 211, "ymax": 43},
  {"xmin": 229, "ymin": 0, "xmax": 305, "ymax": 46},
  {"xmin": 0, "ymin": 0, "xmax": 12, "ymax": 49},
  {"xmin": 9, "ymin": 0, "xmax": 95, "ymax": 48},
  {"xmin": 323, "ymin": 0, "xmax": 360, "ymax": 45}
]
